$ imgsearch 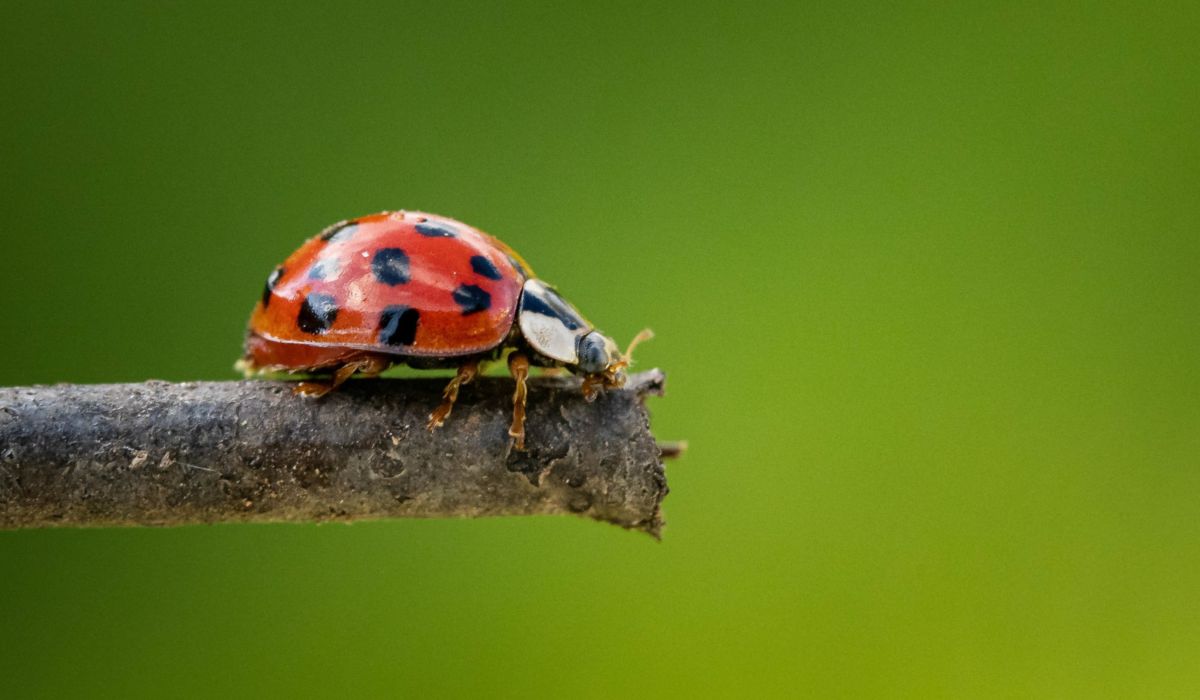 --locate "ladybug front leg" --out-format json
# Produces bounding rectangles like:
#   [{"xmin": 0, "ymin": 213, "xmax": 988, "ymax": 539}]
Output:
[
  {"xmin": 580, "ymin": 375, "xmax": 604, "ymax": 402},
  {"xmin": 427, "ymin": 359, "xmax": 481, "ymax": 431},
  {"xmin": 508, "ymin": 351, "xmax": 530, "ymax": 450}
]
